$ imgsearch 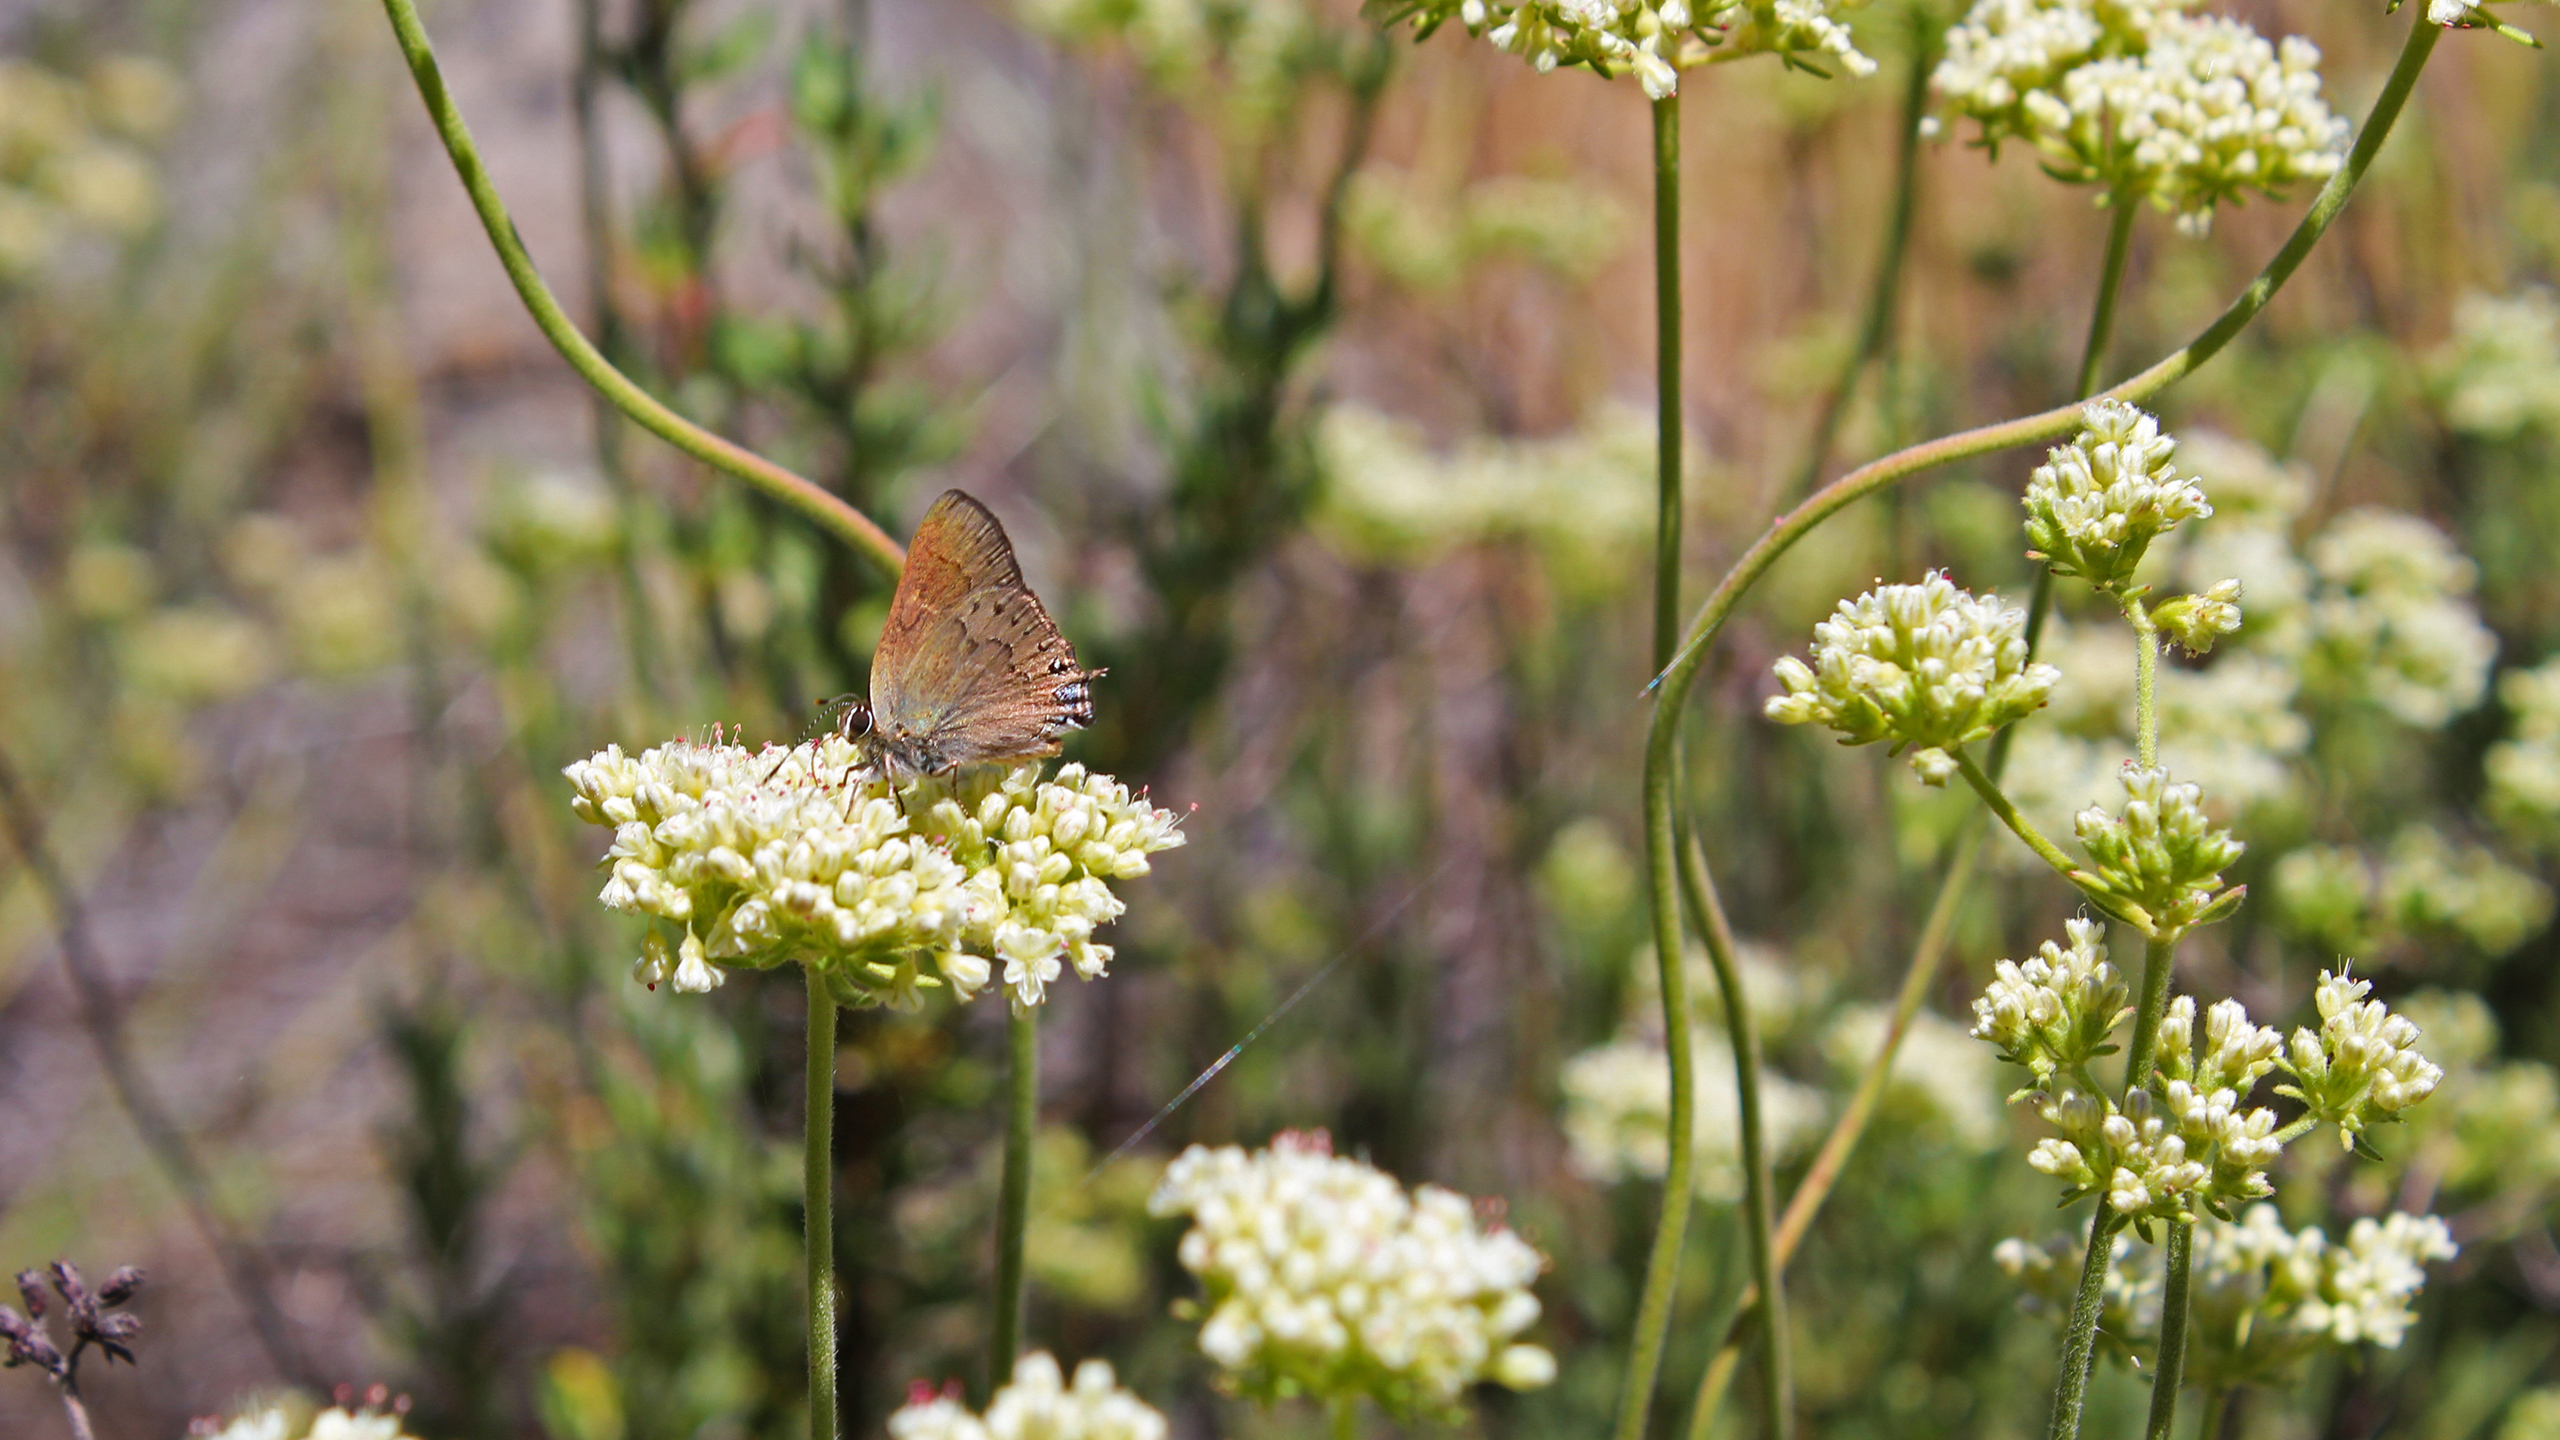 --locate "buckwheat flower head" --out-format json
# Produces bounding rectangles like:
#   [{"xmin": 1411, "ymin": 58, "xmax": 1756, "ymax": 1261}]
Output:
[
  {"xmin": 888, "ymin": 1355, "xmax": 1169, "ymax": 1440},
  {"xmin": 2155, "ymin": 995, "xmax": 2284, "ymax": 1095},
  {"xmin": 1932, "ymin": 0, "xmax": 2186, "ymax": 150},
  {"xmin": 2431, "ymin": 288, "xmax": 2560, "ymax": 438},
  {"xmin": 2298, "ymin": 1212, "xmax": 2458, "ymax": 1345},
  {"xmin": 564, "ymin": 734, "xmax": 1184, "ymax": 1012},
  {"xmin": 2277, "ymin": 968, "xmax": 2445, "ymax": 1149},
  {"xmin": 2040, "ymin": 15, "xmax": 2346, "ymax": 235},
  {"xmin": 2490, "ymin": 656, "xmax": 2560, "ymax": 836},
  {"xmin": 2024, "ymin": 400, "xmax": 2212, "ymax": 592},
  {"xmin": 2151, "ymin": 579, "xmax": 2245, "ymax": 655},
  {"xmin": 193, "ymin": 1402, "xmax": 421, "ymax": 1440},
  {"xmin": 1389, "ymin": 0, "xmax": 1875, "ymax": 100},
  {"xmin": 1766, "ymin": 571, "xmax": 2059, "ymax": 784},
  {"xmin": 1562, "ymin": 1029, "xmax": 1829, "ymax": 1194},
  {"xmin": 2301, "ymin": 509, "xmax": 2496, "ymax": 727},
  {"xmin": 1148, "ymin": 1132, "xmax": 1554, "ymax": 1418},
  {"xmin": 2071, "ymin": 765, "xmax": 2246, "ymax": 936},
  {"xmin": 2027, "ymin": 1085, "xmax": 2216, "ymax": 1223},
  {"xmin": 1972, "ymin": 917, "xmax": 2130, "ymax": 1085}
]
